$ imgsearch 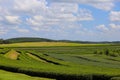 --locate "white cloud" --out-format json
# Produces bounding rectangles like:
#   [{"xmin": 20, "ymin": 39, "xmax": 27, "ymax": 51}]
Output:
[
  {"xmin": 0, "ymin": 6, "xmax": 9, "ymax": 15},
  {"xmin": 96, "ymin": 23, "xmax": 120, "ymax": 32},
  {"xmin": 0, "ymin": 16, "xmax": 3, "ymax": 21},
  {"xmin": 13, "ymin": 26, "xmax": 29, "ymax": 33},
  {"xmin": 91, "ymin": 2, "xmax": 114, "ymax": 11},
  {"xmin": 27, "ymin": 10, "xmax": 93, "ymax": 31},
  {"xmin": 110, "ymin": 11, "xmax": 120, "ymax": 21},
  {"xmin": 0, "ymin": 25, "xmax": 8, "ymax": 35},
  {"xmin": 76, "ymin": 8, "xmax": 93, "ymax": 21},
  {"xmin": 109, "ymin": 23, "xmax": 120, "ymax": 29},
  {"xmin": 0, "ymin": 0, "xmax": 119, "ymax": 41},
  {"xmin": 13, "ymin": 0, "xmax": 47, "ymax": 15},
  {"xmin": 49, "ymin": 3, "xmax": 78, "ymax": 13},
  {"xmin": 95, "ymin": 23, "xmax": 120, "ymax": 41},
  {"xmin": 0, "ymin": 0, "xmax": 93, "ymax": 32},
  {"xmin": 4, "ymin": 16, "xmax": 21, "ymax": 24},
  {"xmin": 26, "ymin": 16, "xmax": 44, "ymax": 27},
  {"xmin": 49, "ymin": 0, "xmax": 115, "ymax": 11},
  {"xmin": 97, "ymin": 24, "xmax": 109, "ymax": 32},
  {"xmin": 49, "ymin": 0, "xmax": 113, "ymax": 3},
  {"xmin": 26, "ymin": 2, "xmax": 93, "ymax": 31},
  {"xmin": 16, "ymin": 29, "xmax": 29, "ymax": 33}
]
